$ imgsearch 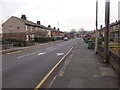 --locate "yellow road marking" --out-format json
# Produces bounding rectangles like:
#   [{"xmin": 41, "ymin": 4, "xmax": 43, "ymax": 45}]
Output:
[{"xmin": 34, "ymin": 45, "xmax": 75, "ymax": 90}]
